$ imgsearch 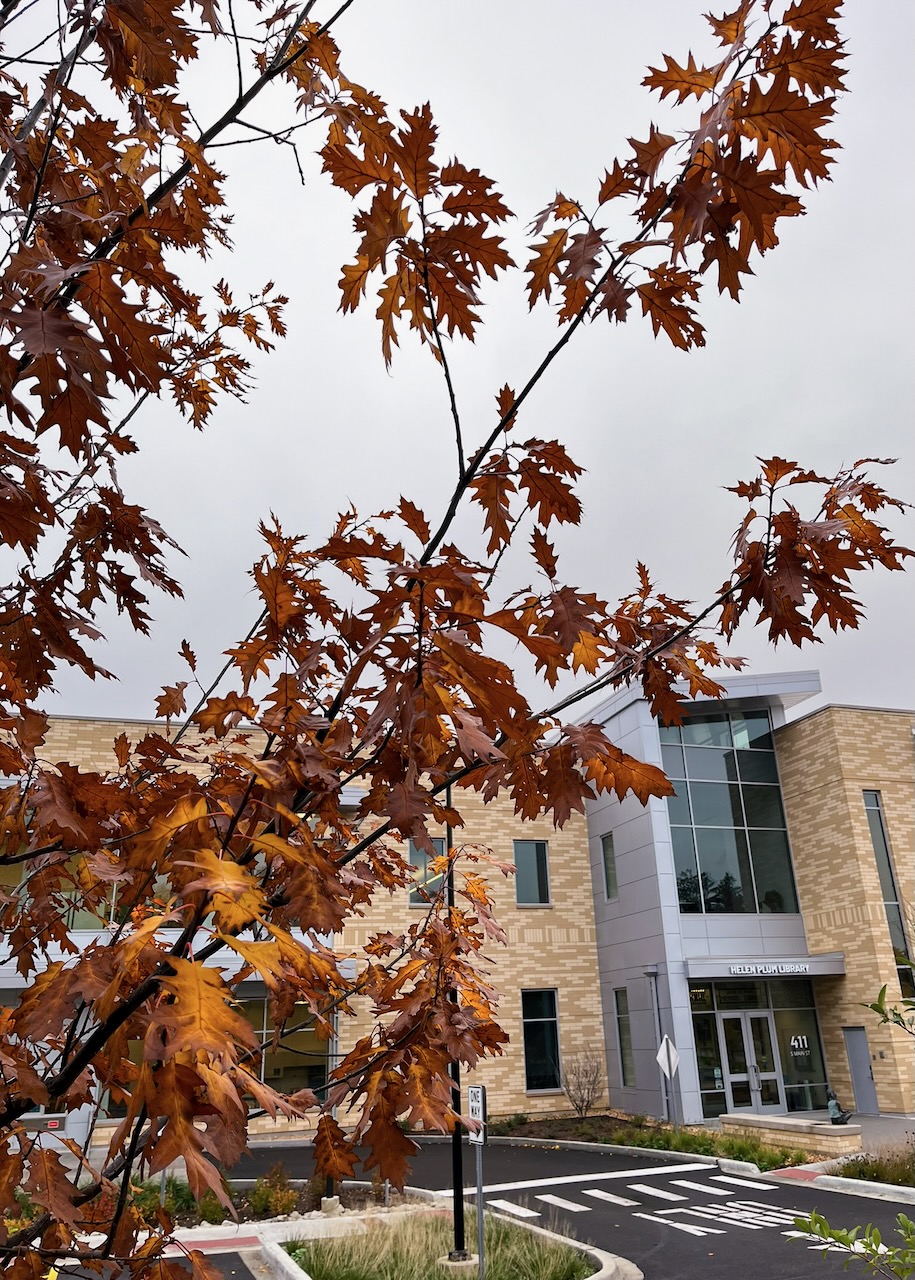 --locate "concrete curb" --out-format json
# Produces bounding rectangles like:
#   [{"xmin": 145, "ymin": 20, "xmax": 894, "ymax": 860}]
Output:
[
  {"xmin": 809, "ymin": 1174, "xmax": 915, "ymax": 1204},
  {"xmin": 174, "ymin": 1182, "xmax": 642, "ymax": 1280}
]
